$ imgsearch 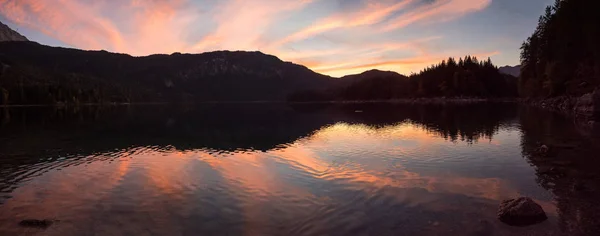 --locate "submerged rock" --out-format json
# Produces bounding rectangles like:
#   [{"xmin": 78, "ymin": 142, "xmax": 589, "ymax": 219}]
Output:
[
  {"xmin": 594, "ymin": 88, "xmax": 600, "ymax": 119},
  {"xmin": 533, "ymin": 144, "xmax": 550, "ymax": 157},
  {"xmin": 19, "ymin": 219, "xmax": 54, "ymax": 228},
  {"xmin": 538, "ymin": 145, "xmax": 549, "ymax": 154},
  {"xmin": 497, "ymin": 197, "xmax": 547, "ymax": 226},
  {"xmin": 575, "ymin": 93, "xmax": 594, "ymax": 115}
]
